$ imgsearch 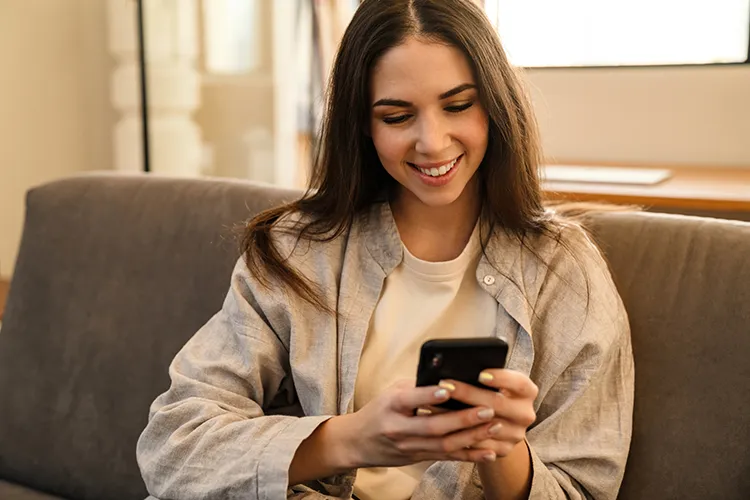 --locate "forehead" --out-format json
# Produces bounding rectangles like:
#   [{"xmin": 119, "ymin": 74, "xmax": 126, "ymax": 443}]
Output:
[{"xmin": 370, "ymin": 38, "xmax": 475, "ymax": 100}]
